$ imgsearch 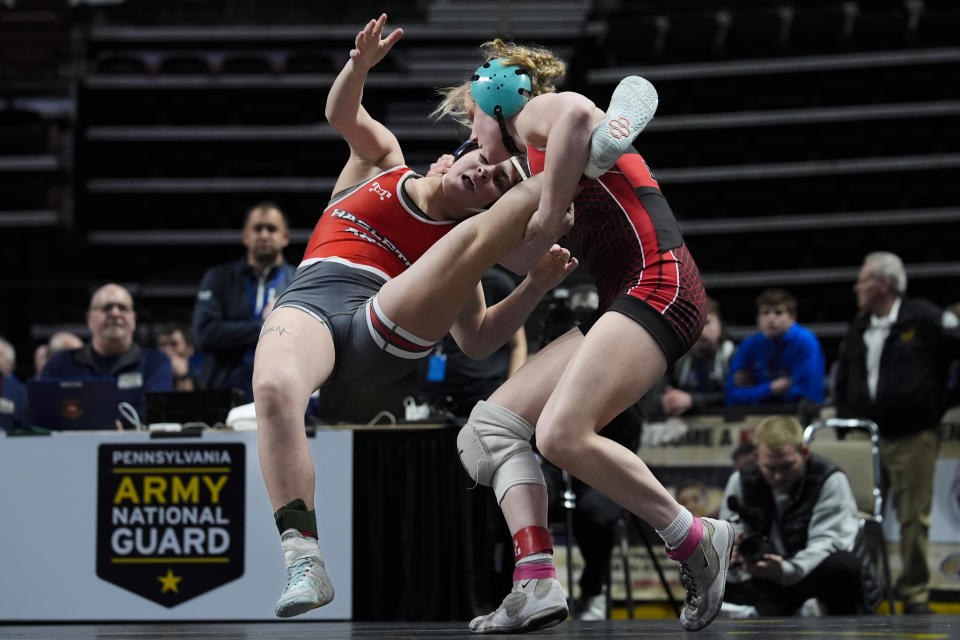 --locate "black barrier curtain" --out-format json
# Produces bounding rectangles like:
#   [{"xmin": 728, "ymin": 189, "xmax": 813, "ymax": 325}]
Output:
[{"xmin": 353, "ymin": 427, "xmax": 513, "ymax": 621}]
